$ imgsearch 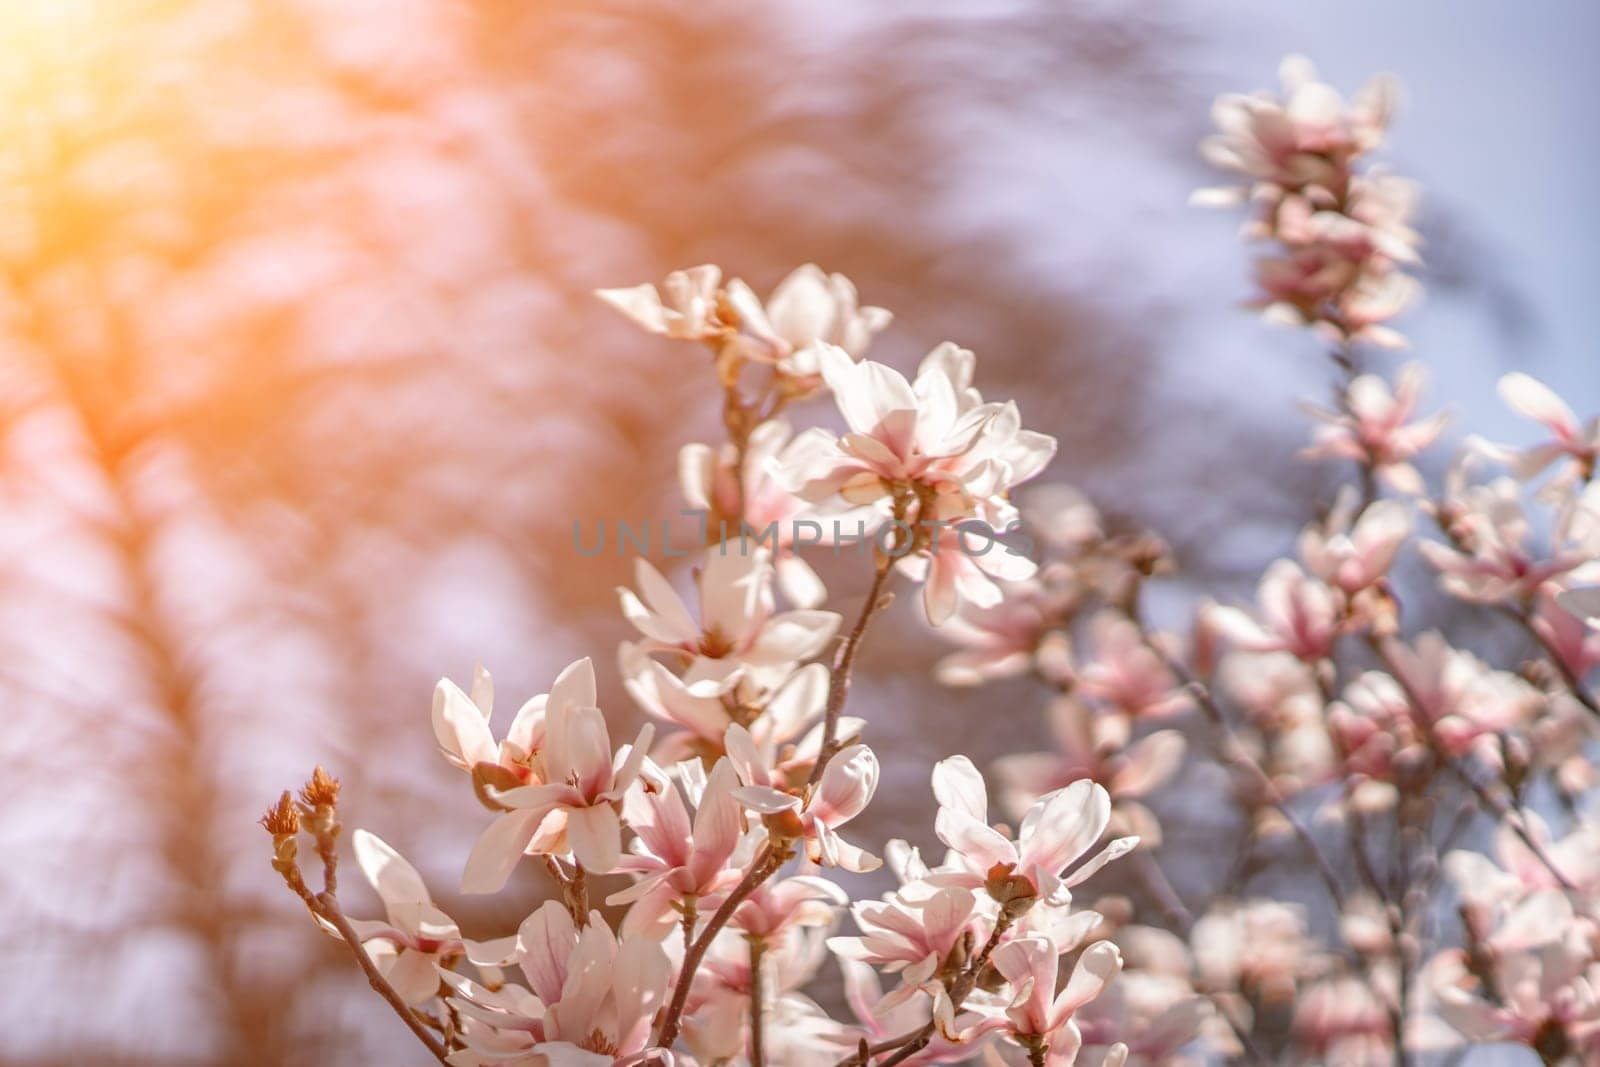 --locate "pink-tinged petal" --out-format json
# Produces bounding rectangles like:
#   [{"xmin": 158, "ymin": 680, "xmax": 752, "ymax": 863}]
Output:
[
  {"xmin": 815, "ymin": 744, "xmax": 880, "ymax": 825},
  {"xmin": 776, "ymin": 554, "xmax": 828, "ymax": 610},
  {"xmin": 922, "ymin": 554, "xmax": 963, "ymax": 626},
  {"xmin": 623, "ymin": 772, "xmax": 690, "ymax": 865},
  {"xmin": 921, "ymin": 888, "xmax": 976, "ymax": 951},
  {"xmin": 733, "ymin": 784, "xmax": 801, "ymax": 814},
  {"xmin": 384, "ymin": 948, "xmax": 442, "ymax": 1006},
  {"xmin": 992, "ymin": 936, "xmax": 1055, "ymax": 1033},
  {"xmin": 678, "ymin": 442, "xmax": 716, "ymax": 510},
  {"xmin": 689, "ymin": 759, "xmax": 744, "ymax": 879},
  {"xmin": 761, "ymin": 662, "xmax": 828, "ymax": 742},
  {"xmin": 550, "ymin": 704, "xmax": 614, "ymax": 798},
  {"xmin": 1018, "ymin": 780, "xmax": 1112, "ymax": 879},
  {"xmin": 516, "ymin": 899, "xmax": 578, "ymax": 1004},
  {"xmin": 626, "ymin": 559, "xmax": 701, "ymax": 645},
  {"xmin": 1110, "ymin": 731, "xmax": 1187, "ymax": 798},
  {"xmin": 699, "ymin": 546, "xmax": 771, "ymax": 643},
  {"xmin": 612, "ymin": 934, "xmax": 672, "ymax": 1050},
  {"xmin": 504, "ymin": 695, "xmax": 547, "ymax": 761},
  {"xmin": 1061, "ymin": 835, "xmax": 1139, "ymax": 888},
  {"xmin": 353, "ymin": 829, "xmax": 432, "ymax": 910},
  {"xmin": 461, "ymin": 810, "xmax": 548, "ymax": 895},
  {"xmin": 595, "ymin": 284, "xmax": 669, "ymax": 333},
  {"xmin": 432, "ymin": 678, "xmax": 498, "ymax": 769},
  {"xmin": 934, "ymin": 809, "xmax": 1016, "ymax": 870},
  {"xmin": 563, "ymin": 803, "xmax": 623, "ymax": 874},
  {"xmin": 1499, "ymin": 373, "xmax": 1579, "ymax": 438},
  {"xmin": 611, "ymin": 724, "xmax": 656, "ymax": 795},
  {"xmin": 1050, "ymin": 940, "xmax": 1123, "ymax": 1026},
  {"xmin": 723, "ymin": 723, "xmax": 770, "ymax": 787},
  {"xmin": 932, "ymin": 755, "xmax": 990, "ymax": 822},
  {"xmin": 745, "ymin": 609, "xmax": 841, "ymax": 664},
  {"xmin": 548, "ymin": 657, "xmax": 598, "ymax": 716}
]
